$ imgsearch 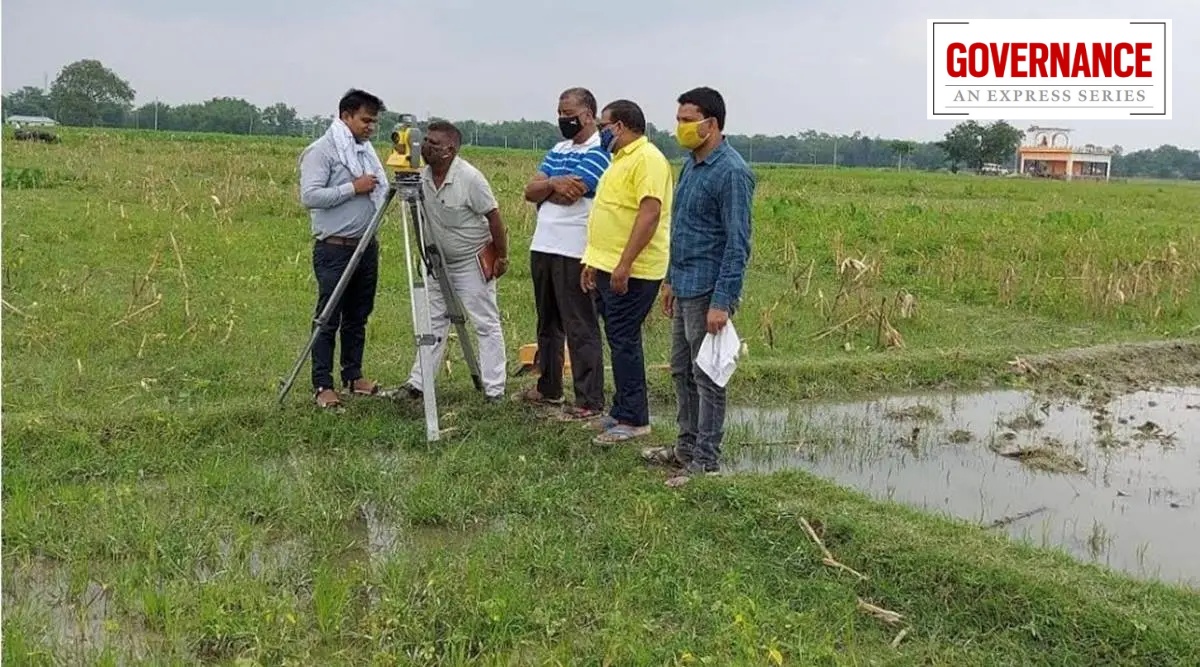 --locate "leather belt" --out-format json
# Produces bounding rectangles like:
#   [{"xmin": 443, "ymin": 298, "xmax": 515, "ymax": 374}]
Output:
[{"xmin": 320, "ymin": 235, "xmax": 365, "ymax": 247}]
